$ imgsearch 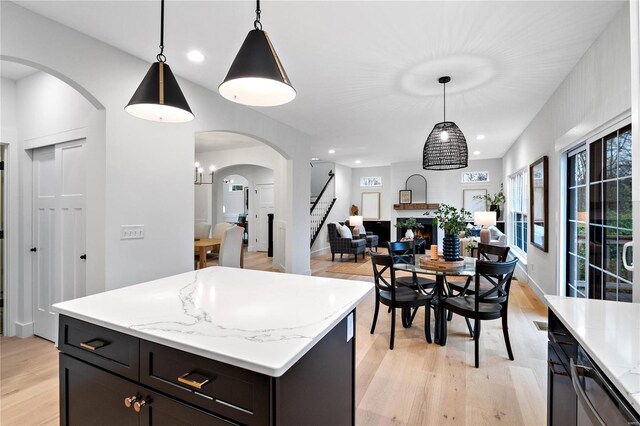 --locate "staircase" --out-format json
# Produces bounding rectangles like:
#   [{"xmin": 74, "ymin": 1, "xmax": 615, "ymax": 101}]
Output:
[{"xmin": 310, "ymin": 170, "xmax": 336, "ymax": 247}]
